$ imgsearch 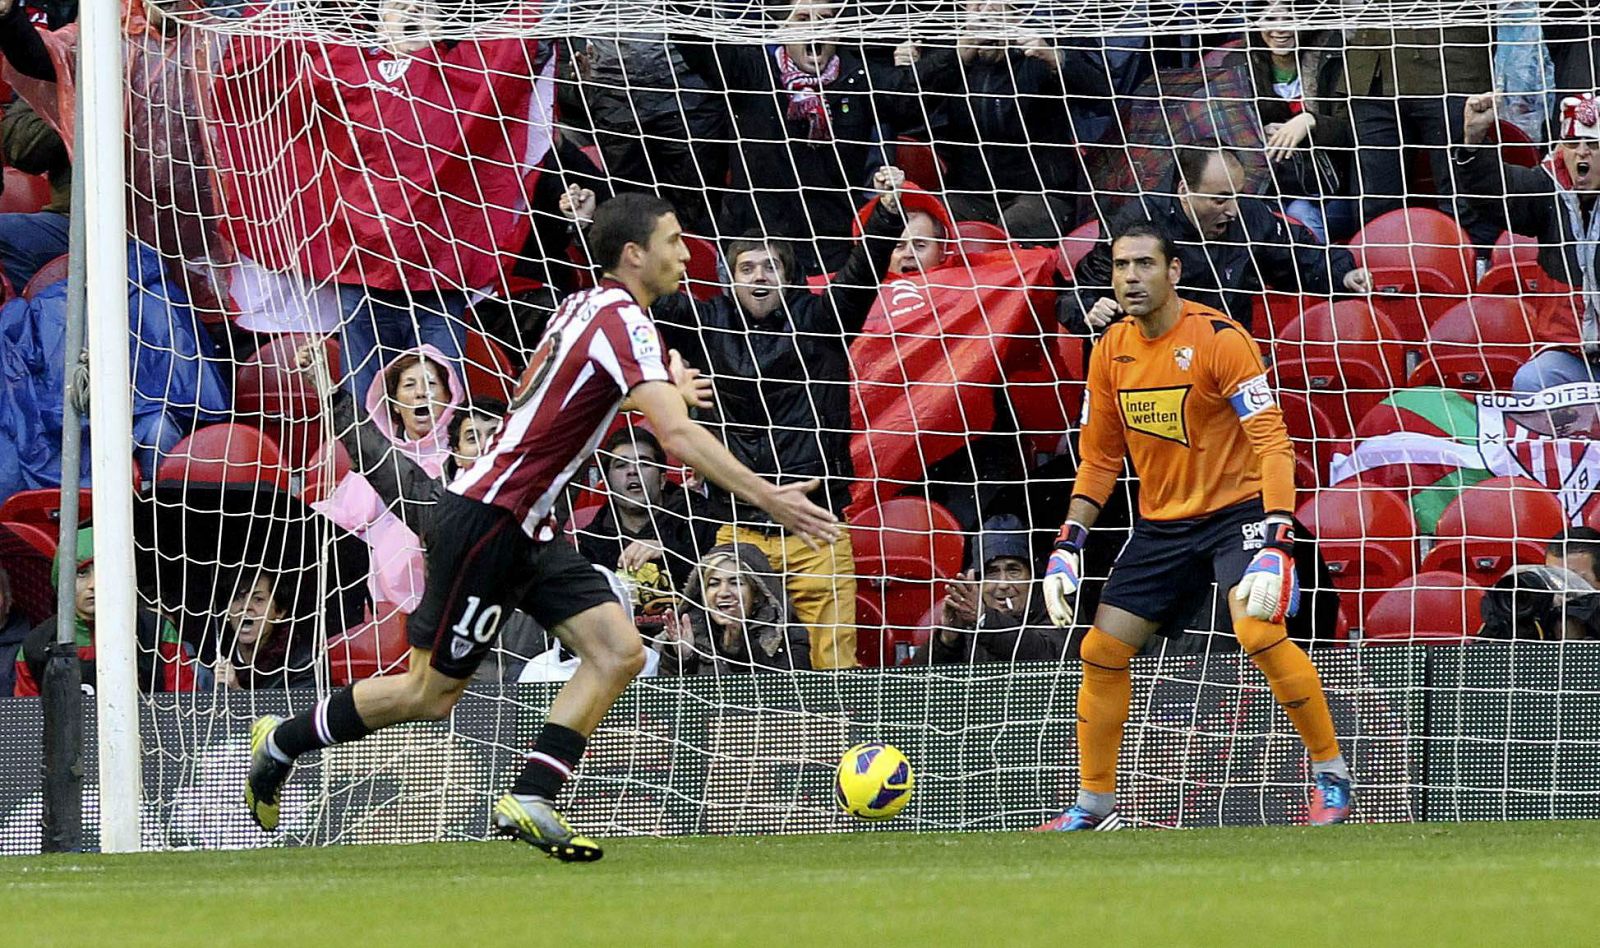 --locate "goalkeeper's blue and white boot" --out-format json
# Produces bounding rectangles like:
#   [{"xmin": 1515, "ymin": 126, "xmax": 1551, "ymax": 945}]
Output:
[
  {"xmin": 244, "ymin": 715, "xmax": 293, "ymax": 832},
  {"xmin": 1309, "ymin": 773, "xmax": 1353, "ymax": 826},
  {"xmin": 1033, "ymin": 806, "xmax": 1123, "ymax": 832},
  {"xmin": 493, "ymin": 793, "xmax": 604, "ymax": 862}
]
